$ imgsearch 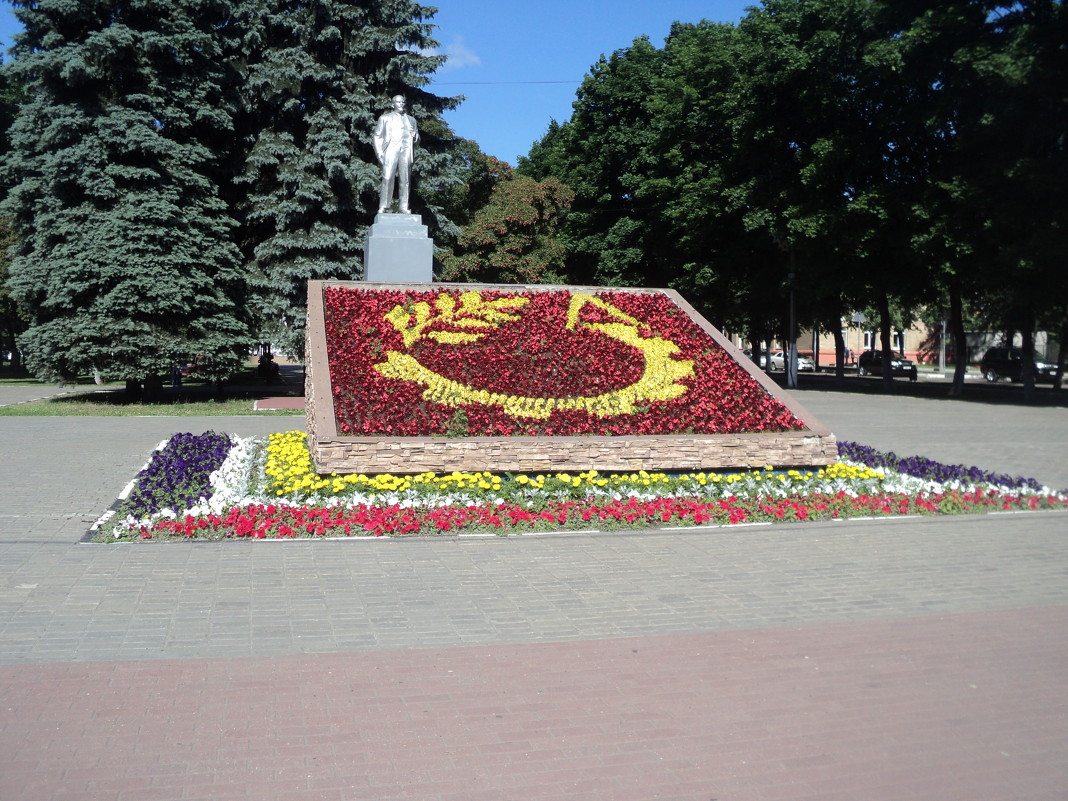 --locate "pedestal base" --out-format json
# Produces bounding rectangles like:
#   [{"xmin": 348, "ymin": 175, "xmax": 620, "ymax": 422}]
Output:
[{"xmin": 363, "ymin": 213, "xmax": 434, "ymax": 283}]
